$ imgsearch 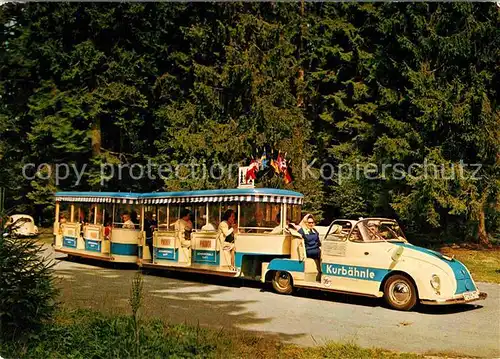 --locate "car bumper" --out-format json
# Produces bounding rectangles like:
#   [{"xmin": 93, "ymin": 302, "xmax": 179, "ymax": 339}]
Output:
[{"xmin": 420, "ymin": 291, "xmax": 487, "ymax": 305}]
